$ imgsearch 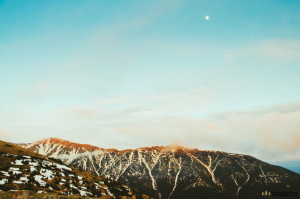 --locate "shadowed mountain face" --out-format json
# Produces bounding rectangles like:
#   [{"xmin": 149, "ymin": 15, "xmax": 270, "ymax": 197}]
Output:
[{"xmin": 20, "ymin": 138, "xmax": 300, "ymax": 199}]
